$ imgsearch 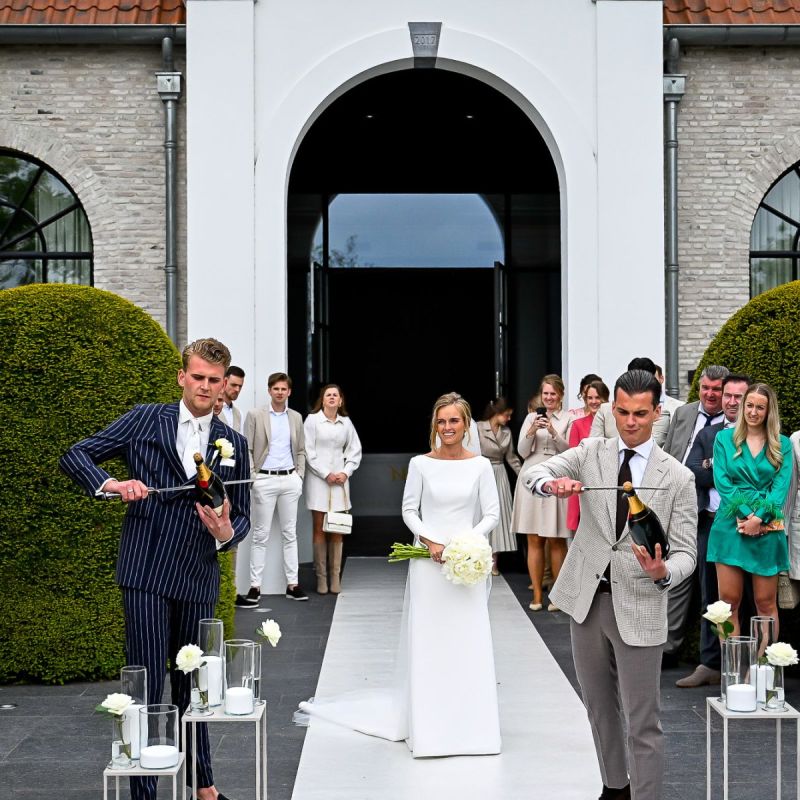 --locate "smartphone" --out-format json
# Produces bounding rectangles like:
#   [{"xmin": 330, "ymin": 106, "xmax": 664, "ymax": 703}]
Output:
[{"xmin": 535, "ymin": 406, "xmax": 547, "ymax": 417}]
